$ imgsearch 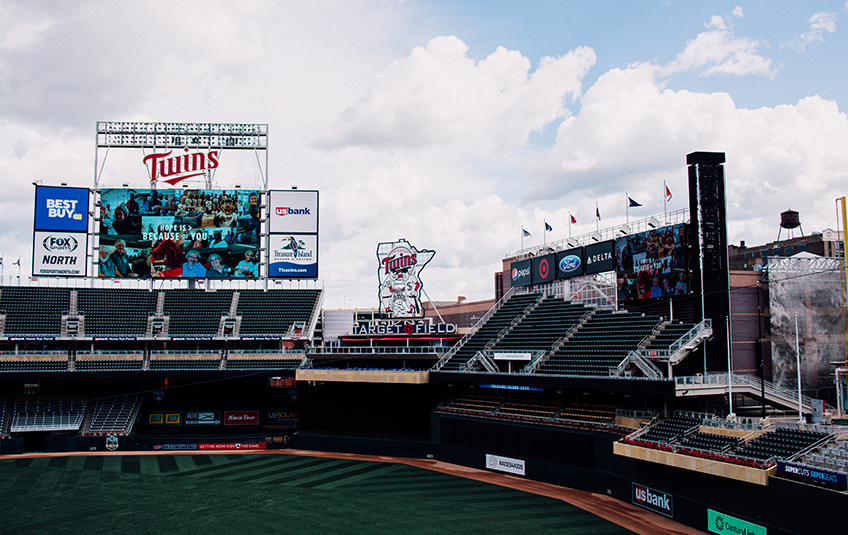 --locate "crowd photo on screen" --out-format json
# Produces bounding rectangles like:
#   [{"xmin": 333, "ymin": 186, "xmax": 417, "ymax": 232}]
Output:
[
  {"xmin": 96, "ymin": 188, "xmax": 261, "ymax": 278},
  {"xmin": 615, "ymin": 224, "xmax": 688, "ymax": 301}
]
